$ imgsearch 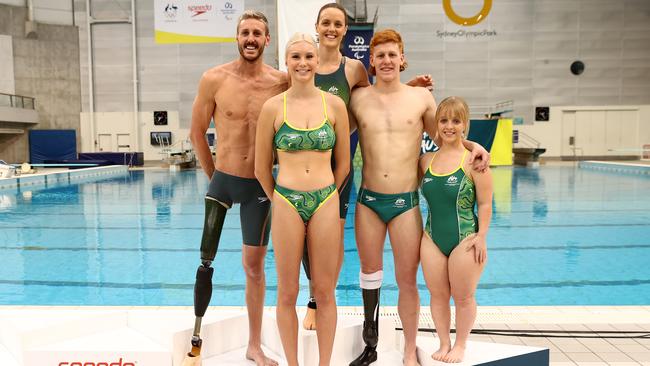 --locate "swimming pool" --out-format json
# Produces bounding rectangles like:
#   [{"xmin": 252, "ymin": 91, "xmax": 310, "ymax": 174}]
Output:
[{"xmin": 0, "ymin": 166, "xmax": 648, "ymax": 306}]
